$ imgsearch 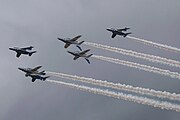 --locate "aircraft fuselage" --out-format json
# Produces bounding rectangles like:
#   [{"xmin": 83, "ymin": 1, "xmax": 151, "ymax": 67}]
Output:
[
  {"xmin": 9, "ymin": 48, "xmax": 30, "ymax": 54},
  {"xmin": 18, "ymin": 67, "xmax": 46, "ymax": 77},
  {"xmin": 107, "ymin": 29, "xmax": 125, "ymax": 36}
]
